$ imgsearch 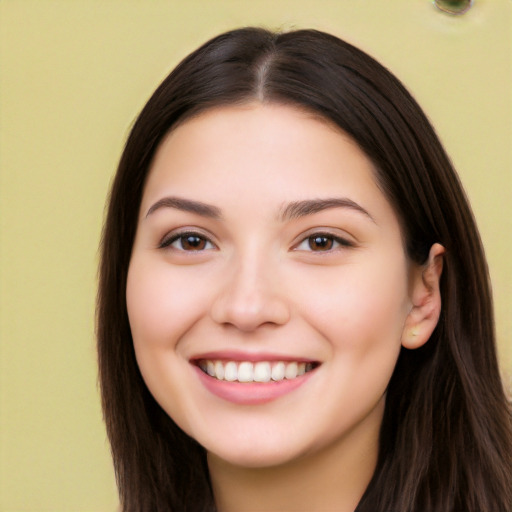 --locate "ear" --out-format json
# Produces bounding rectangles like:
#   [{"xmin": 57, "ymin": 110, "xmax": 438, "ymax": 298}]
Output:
[{"xmin": 401, "ymin": 243, "xmax": 445, "ymax": 349}]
